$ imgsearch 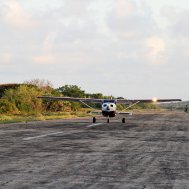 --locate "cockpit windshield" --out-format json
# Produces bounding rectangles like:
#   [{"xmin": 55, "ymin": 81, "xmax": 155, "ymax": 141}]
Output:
[{"xmin": 102, "ymin": 100, "xmax": 116, "ymax": 104}]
